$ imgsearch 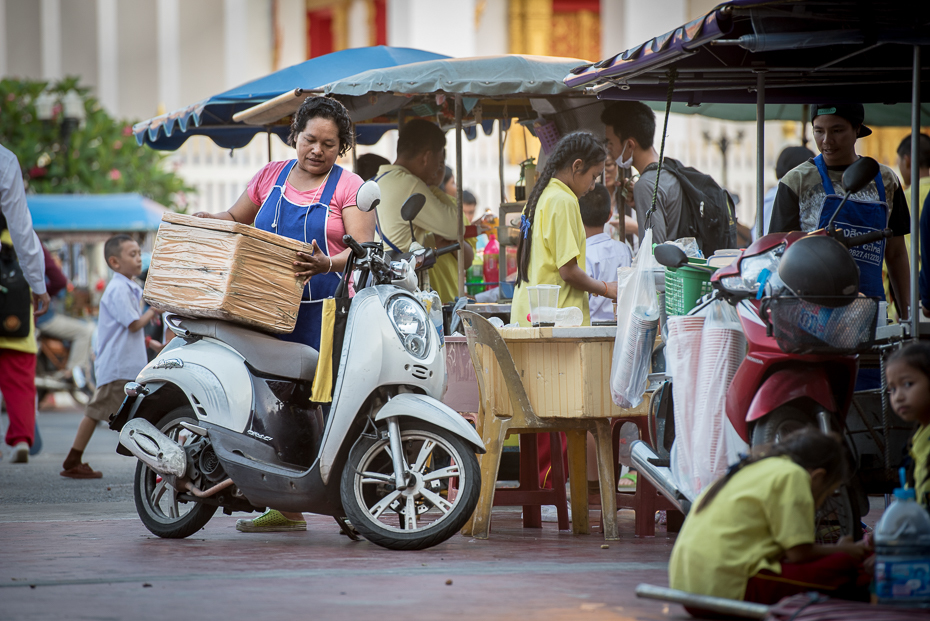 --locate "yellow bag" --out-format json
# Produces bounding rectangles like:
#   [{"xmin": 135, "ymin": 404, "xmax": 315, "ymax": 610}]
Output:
[{"xmin": 310, "ymin": 298, "xmax": 336, "ymax": 403}]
